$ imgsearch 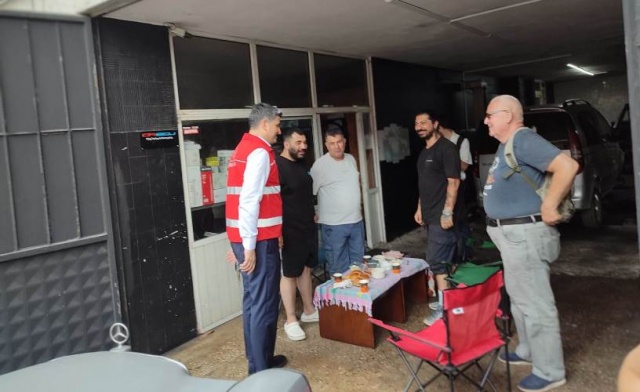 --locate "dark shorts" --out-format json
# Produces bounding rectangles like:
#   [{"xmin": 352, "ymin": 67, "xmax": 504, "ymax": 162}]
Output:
[
  {"xmin": 425, "ymin": 224, "xmax": 457, "ymax": 275},
  {"xmin": 282, "ymin": 228, "xmax": 318, "ymax": 278}
]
